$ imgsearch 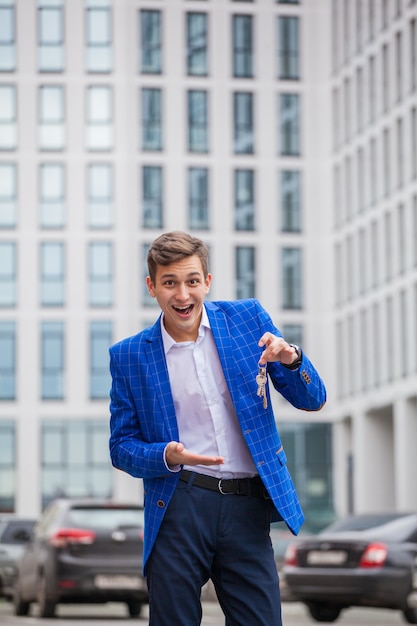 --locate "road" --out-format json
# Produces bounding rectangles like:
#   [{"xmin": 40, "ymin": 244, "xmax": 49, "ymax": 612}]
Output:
[{"xmin": 0, "ymin": 600, "xmax": 411, "ymax": 625}]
